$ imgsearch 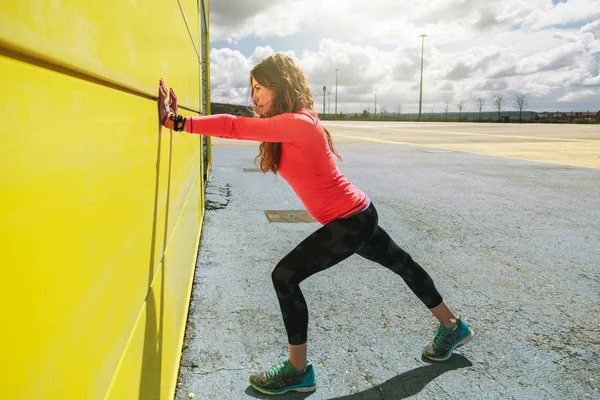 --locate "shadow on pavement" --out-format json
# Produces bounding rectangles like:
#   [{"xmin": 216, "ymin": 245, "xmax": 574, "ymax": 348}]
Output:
[
  {"xmin": 244, "ymin": 354, "xmax": 472, "ymax": 399},
  {"xmin": 333, "ymin": 354, "xmax": 473, "ymax": 400}
]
